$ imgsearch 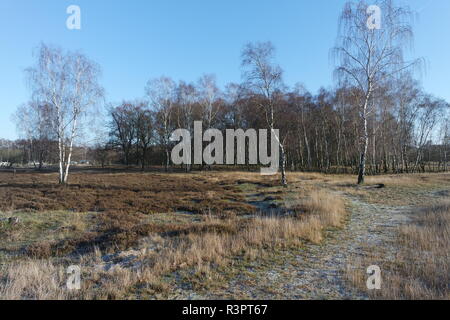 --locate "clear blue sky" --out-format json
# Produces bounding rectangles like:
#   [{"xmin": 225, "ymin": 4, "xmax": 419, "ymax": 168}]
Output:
[{"xmin": 0, "ymin": 0, "xmax": 448, "ymax": 140}]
